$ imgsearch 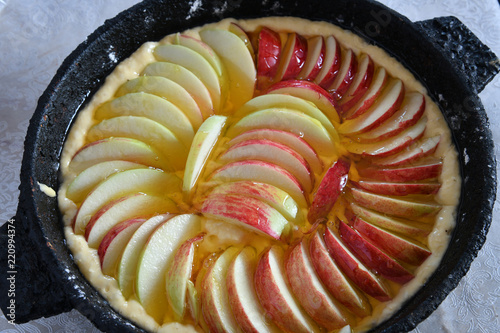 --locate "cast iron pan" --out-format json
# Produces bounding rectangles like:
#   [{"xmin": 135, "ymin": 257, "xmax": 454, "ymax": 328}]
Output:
[{"xmin": 1, "ymin": 0, "xmax": 498, "ymax": 332}]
